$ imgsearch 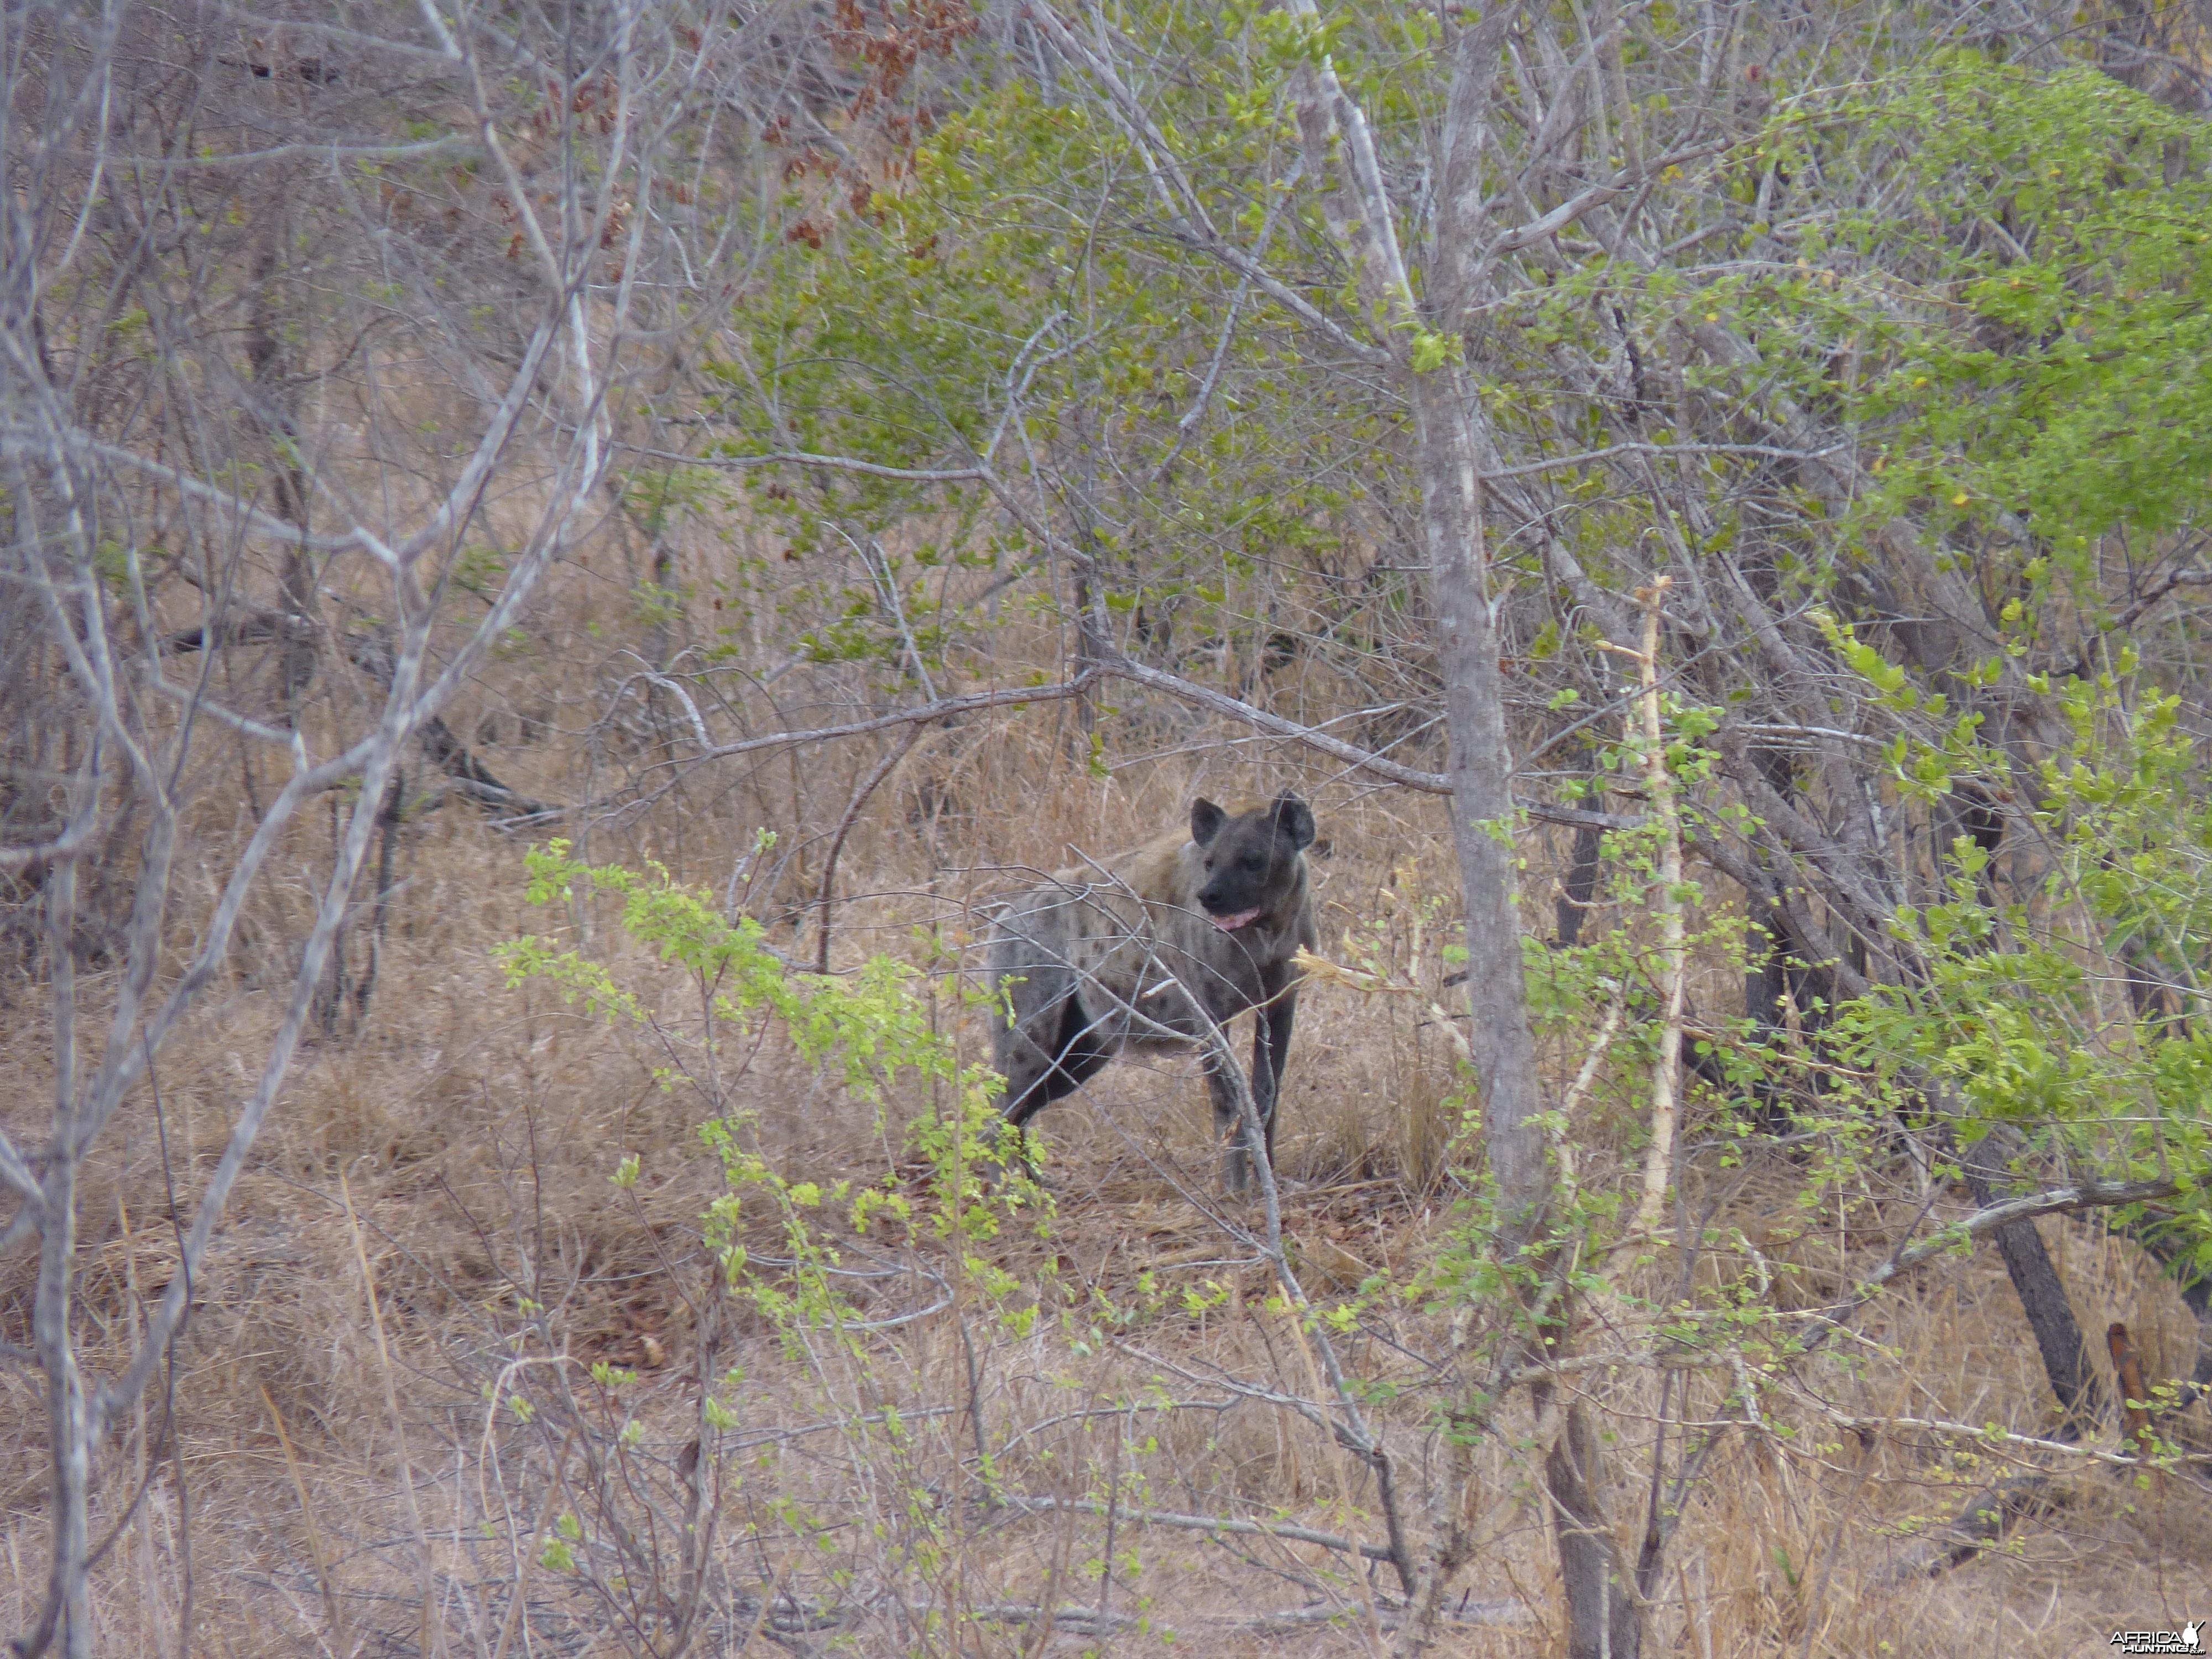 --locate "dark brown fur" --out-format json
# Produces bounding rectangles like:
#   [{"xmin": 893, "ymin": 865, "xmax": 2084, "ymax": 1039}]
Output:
[{"xmin": 987, "ymin": 795, "xmax": 1318, "ymax": 1191}]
